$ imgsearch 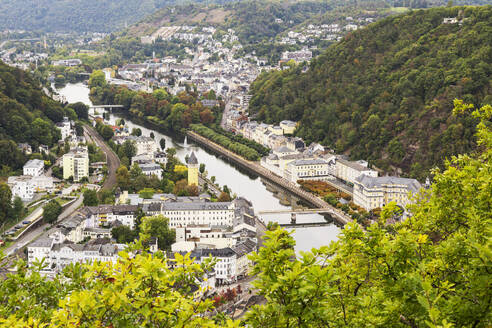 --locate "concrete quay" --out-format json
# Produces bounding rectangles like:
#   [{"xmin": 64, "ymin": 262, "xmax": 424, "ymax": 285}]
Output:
[{"xmin": 186, "ymin": 131, "xmax": 352, "ymax": 226}]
